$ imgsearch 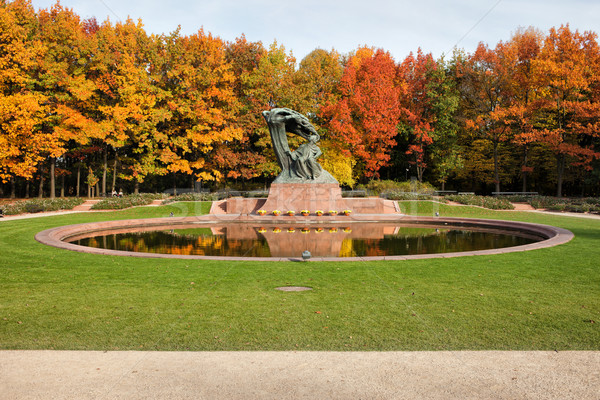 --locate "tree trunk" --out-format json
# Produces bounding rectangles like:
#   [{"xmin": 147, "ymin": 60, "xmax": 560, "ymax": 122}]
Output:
[
  {"xmin": 10, "ymin": 176, "xmax": 16, "ymax": 199},
  {"xmin": 38, "ymin": 165, "xmax": 45, "ymax": 199},
  {"xmin": 522, "ymin": 146, "xmax": 528, "ymax": 193},
  {"xmin": 88, "ymin": 182, "xmax": 91, "ymax": 198},
  {"xmin": 25, "ymin": 180, "xmax": 30, "ymax": 199},
  {"xmin": 76, "ymin": 165, "xmax": 81, "ymax": 197},
  {"xmin": 493, "ymin": 141, "xmax": 500, "ymax": 193},
  {"xmin": 556, "ymin": 154, "xmax": 565, "ymax": 197},
  {"xmin": 111, "ymin": 153, "xmax": 118, "ymax": 192},
  {"xmin": 60, "ymin": 174, "xmax": 65, "ymax": 198},
  {"xmin": 95, "ymin": 182, "xmax": 100, "ymax": 198},
  {"xmin": 172, "ymin": 173, "xmax": 177, "ymax": 196},
  {"xmin": 441, "ymin": 181, "xmax": 446, "ymax": 191},
  {"xmin": 50, "ymin": 158, "xmax": 56, "ymax": 199},
  {"xmin": 134, "ymin": 181, "xmax": 139, "ymax": 194},
  {"xmin": 102, "ymin": 149, "xmax": 107, "ymax": 196}
]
